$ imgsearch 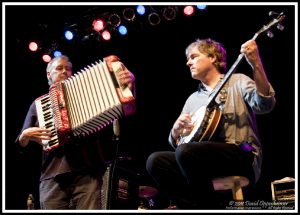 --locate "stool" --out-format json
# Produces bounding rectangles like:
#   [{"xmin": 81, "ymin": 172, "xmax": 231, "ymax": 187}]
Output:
[{"xmin": 213, "ymin": 176, "xmax": 249, "ymax": 206}]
